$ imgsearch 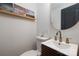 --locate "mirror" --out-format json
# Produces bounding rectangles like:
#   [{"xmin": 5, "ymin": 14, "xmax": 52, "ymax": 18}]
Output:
[{"xmin": 51, "ymin": 3, "xmax": 79, "ymax": 30}]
